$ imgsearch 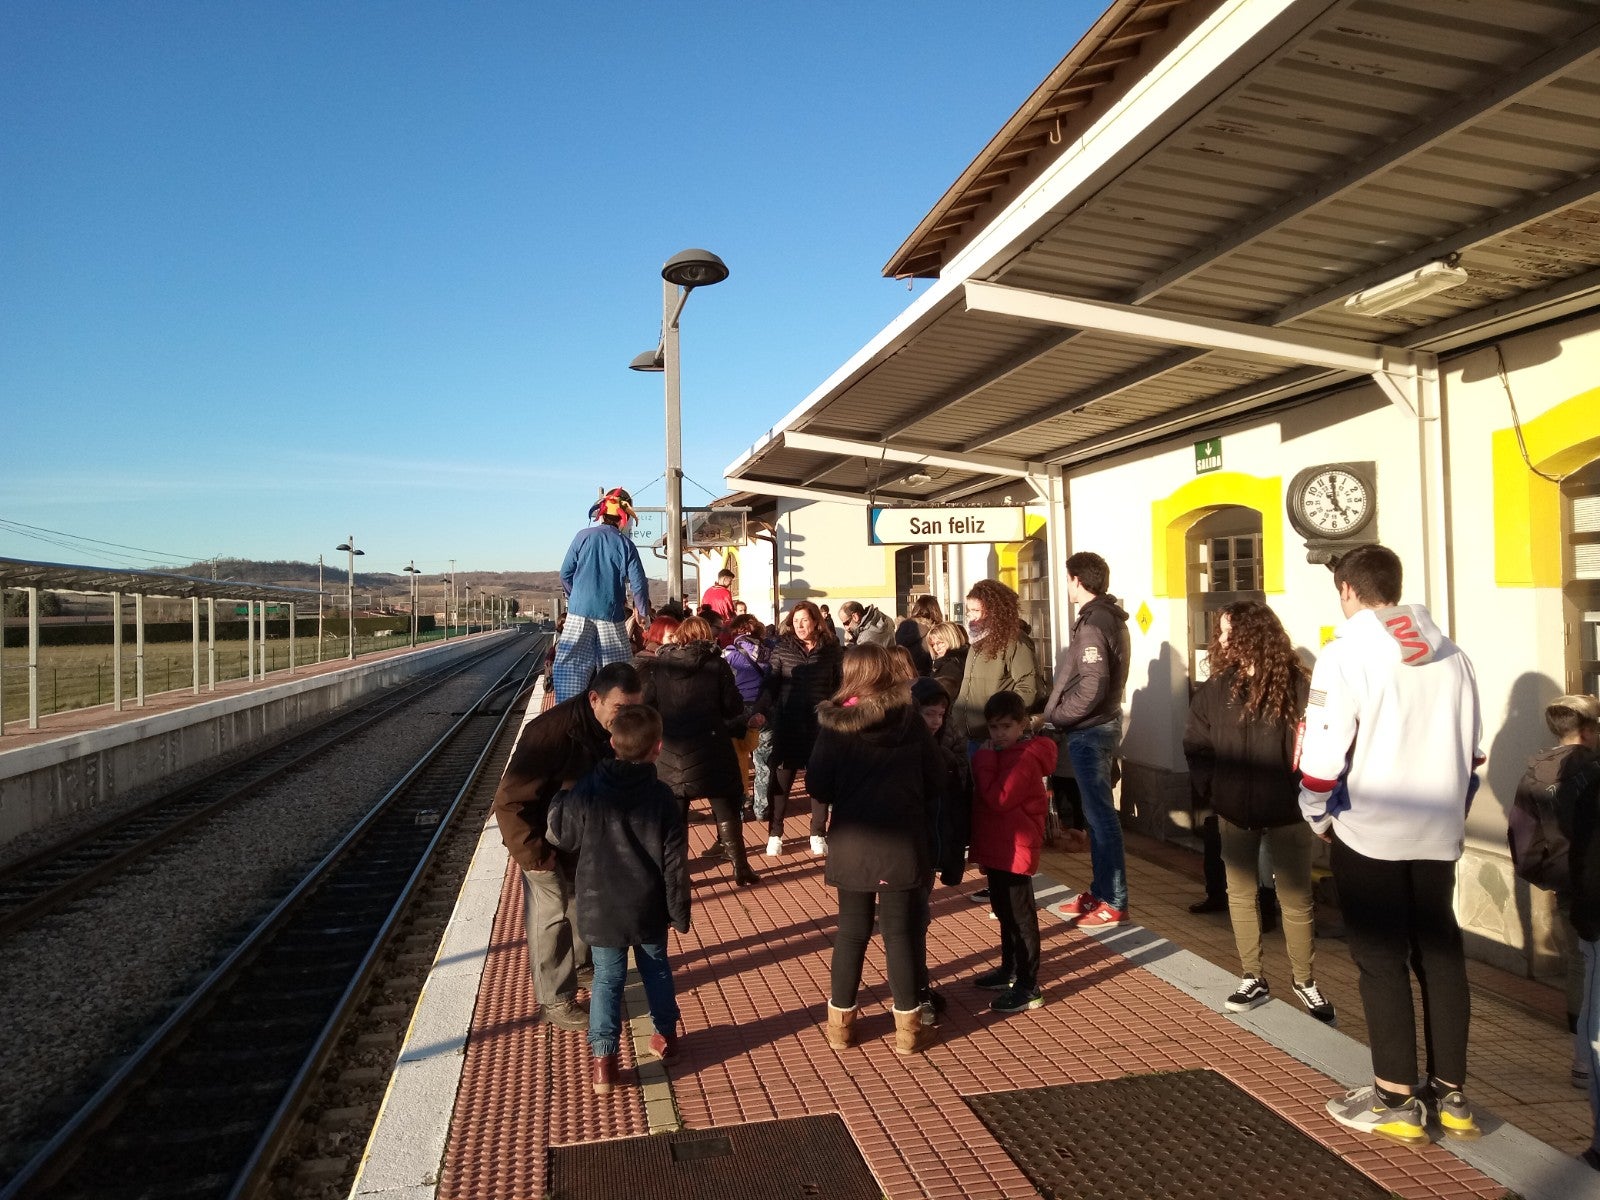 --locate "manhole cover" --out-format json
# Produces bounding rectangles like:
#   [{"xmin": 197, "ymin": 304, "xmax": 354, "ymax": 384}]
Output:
[
  {"xmin": 547, "ymin": 1114, "xmax": 879, "ymax": 1200},
  {"xmin": 966, "ymin": 1069, "xmax": 1387, "ymax": 1199}
]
